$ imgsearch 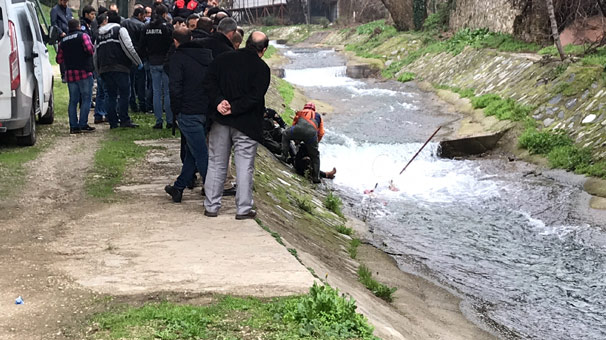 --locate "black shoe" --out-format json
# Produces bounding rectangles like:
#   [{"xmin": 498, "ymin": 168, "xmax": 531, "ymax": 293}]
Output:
[
  {"xmin": 235, "ymin": 210, "xmax": 257, "ymax": 220},
  {"xmin": 152, "ymin": 123, "xmax": 163, "ymax": 129},
  {"xmin": 120, "ymin": 122, "xmax": 139, "ymax": 128},
  {"xmin": 204, "ymin": 210, "xmax": 218, "ymax": 217},
  {"xmin": 164, "ymin": 184, "xmax": 183, "ymax": 203},
  {"xmin": 312, "ymin": 178, "xmax": 322, "ymax": 184},
  {"xmin": 109, "ymin": 125, "xmax": 119, "ymax": 129},
  {"xmin": 166, "ymin": 123, "xmax": 173, "ymax": 129},
  {"xmin": 222, "ymin": 187, "xmax": 237, "ymax": 196},
  {"xmin": 70, "ymin": 128, "xmax": 81, "ymax": 134},
  {"xmin": 81, "ymin": 125, "xmax": 96, "ymax": 132}
]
